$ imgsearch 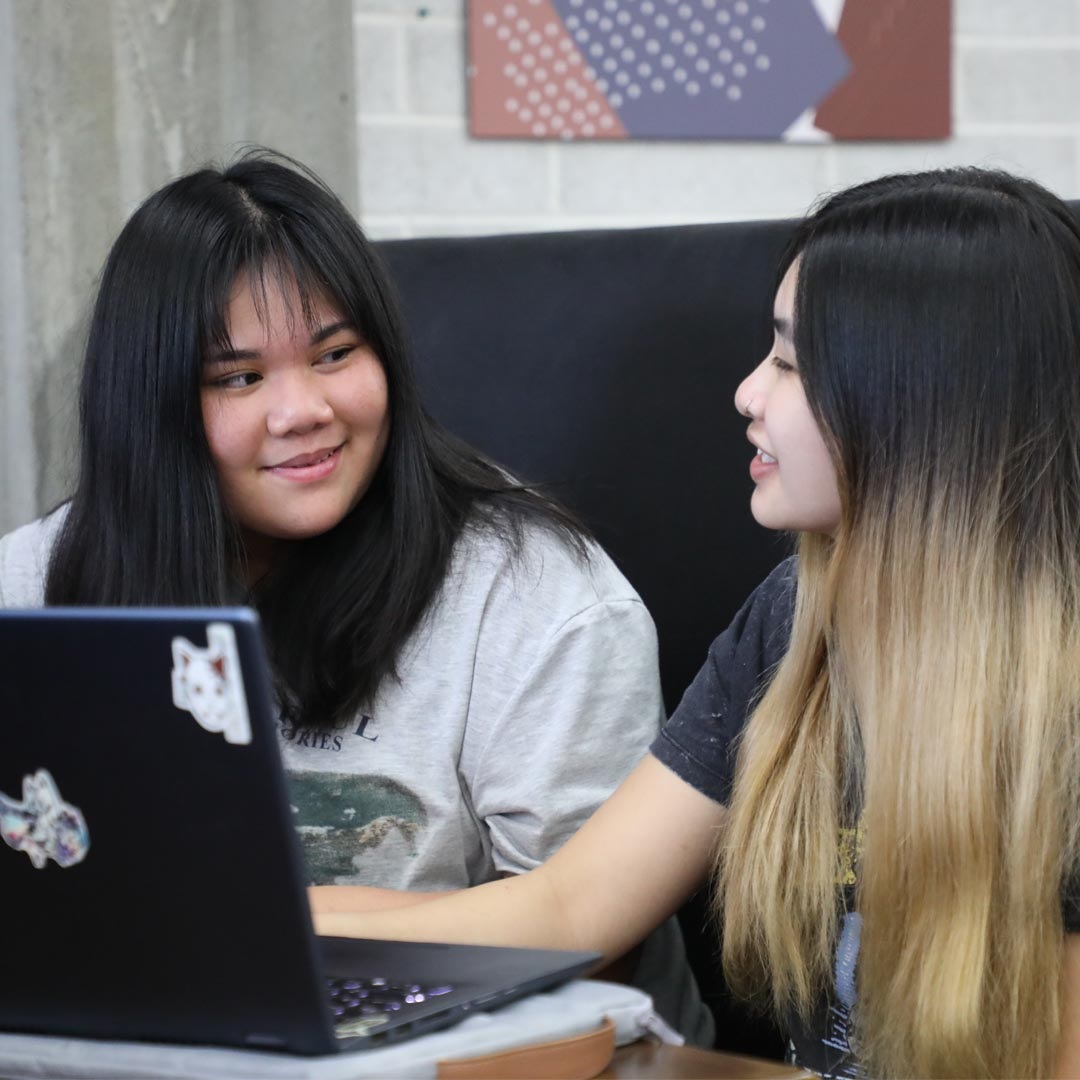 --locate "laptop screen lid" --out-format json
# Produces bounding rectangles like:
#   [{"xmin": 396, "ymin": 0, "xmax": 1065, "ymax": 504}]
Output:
[{"xmin": 0, "ymin": 608, "xmax": 597, "ymax": 1055}]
